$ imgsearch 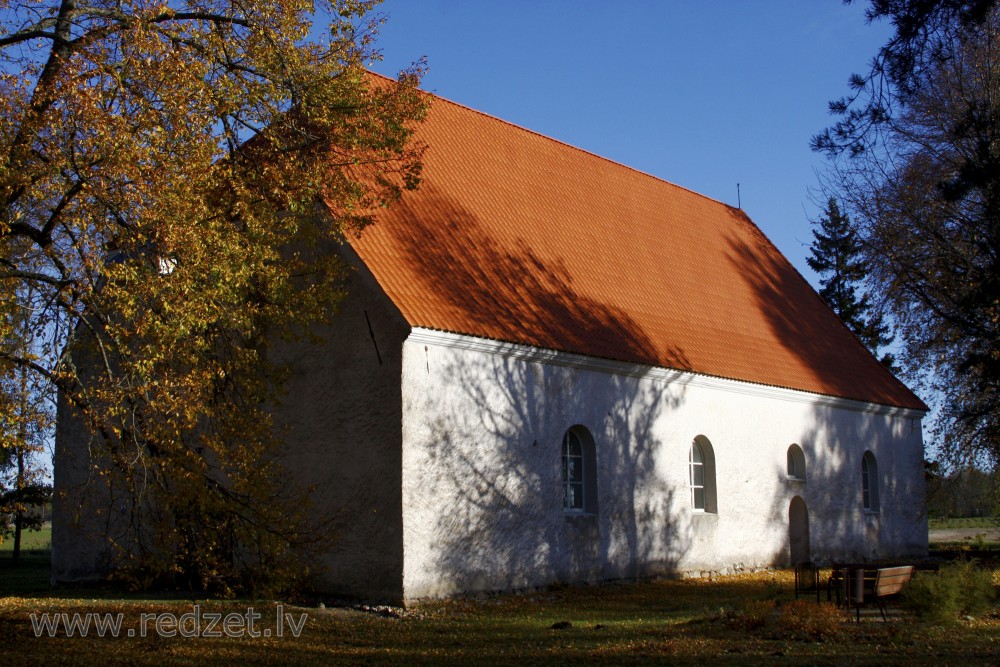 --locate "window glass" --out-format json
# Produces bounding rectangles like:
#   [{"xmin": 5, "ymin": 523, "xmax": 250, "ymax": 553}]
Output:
[
  {"xmin": 689, "ymin": 441, "xmax": 705, "ymax": 510},
  {"xmin": 787, "ymin": 444, "xmax": 806, "ymax": 480},
  {"xmin": 862, "ymin": 451, "xmax": 879, "ymax": 512},
  {"xmin": 562, "ymin": 430, "xmax": 585, "ymax": 511}
]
